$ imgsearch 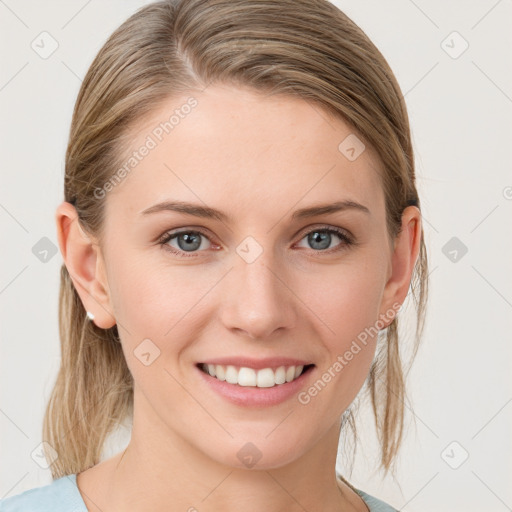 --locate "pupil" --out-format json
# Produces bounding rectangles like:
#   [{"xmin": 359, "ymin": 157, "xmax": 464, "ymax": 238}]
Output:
[
  {"xmin": 179, "ymin": 233, "xmax": 201, "ymax": 251},
  {"xmin": 310, "ymin": 231, "xmax": 330, "ymax": 250}
]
